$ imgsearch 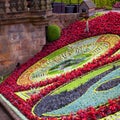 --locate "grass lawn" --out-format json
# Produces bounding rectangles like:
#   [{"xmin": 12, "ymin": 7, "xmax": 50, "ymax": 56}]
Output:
[{"xmin": 52, "ymin": 0, "xmax": 83, "ymax": 4}]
